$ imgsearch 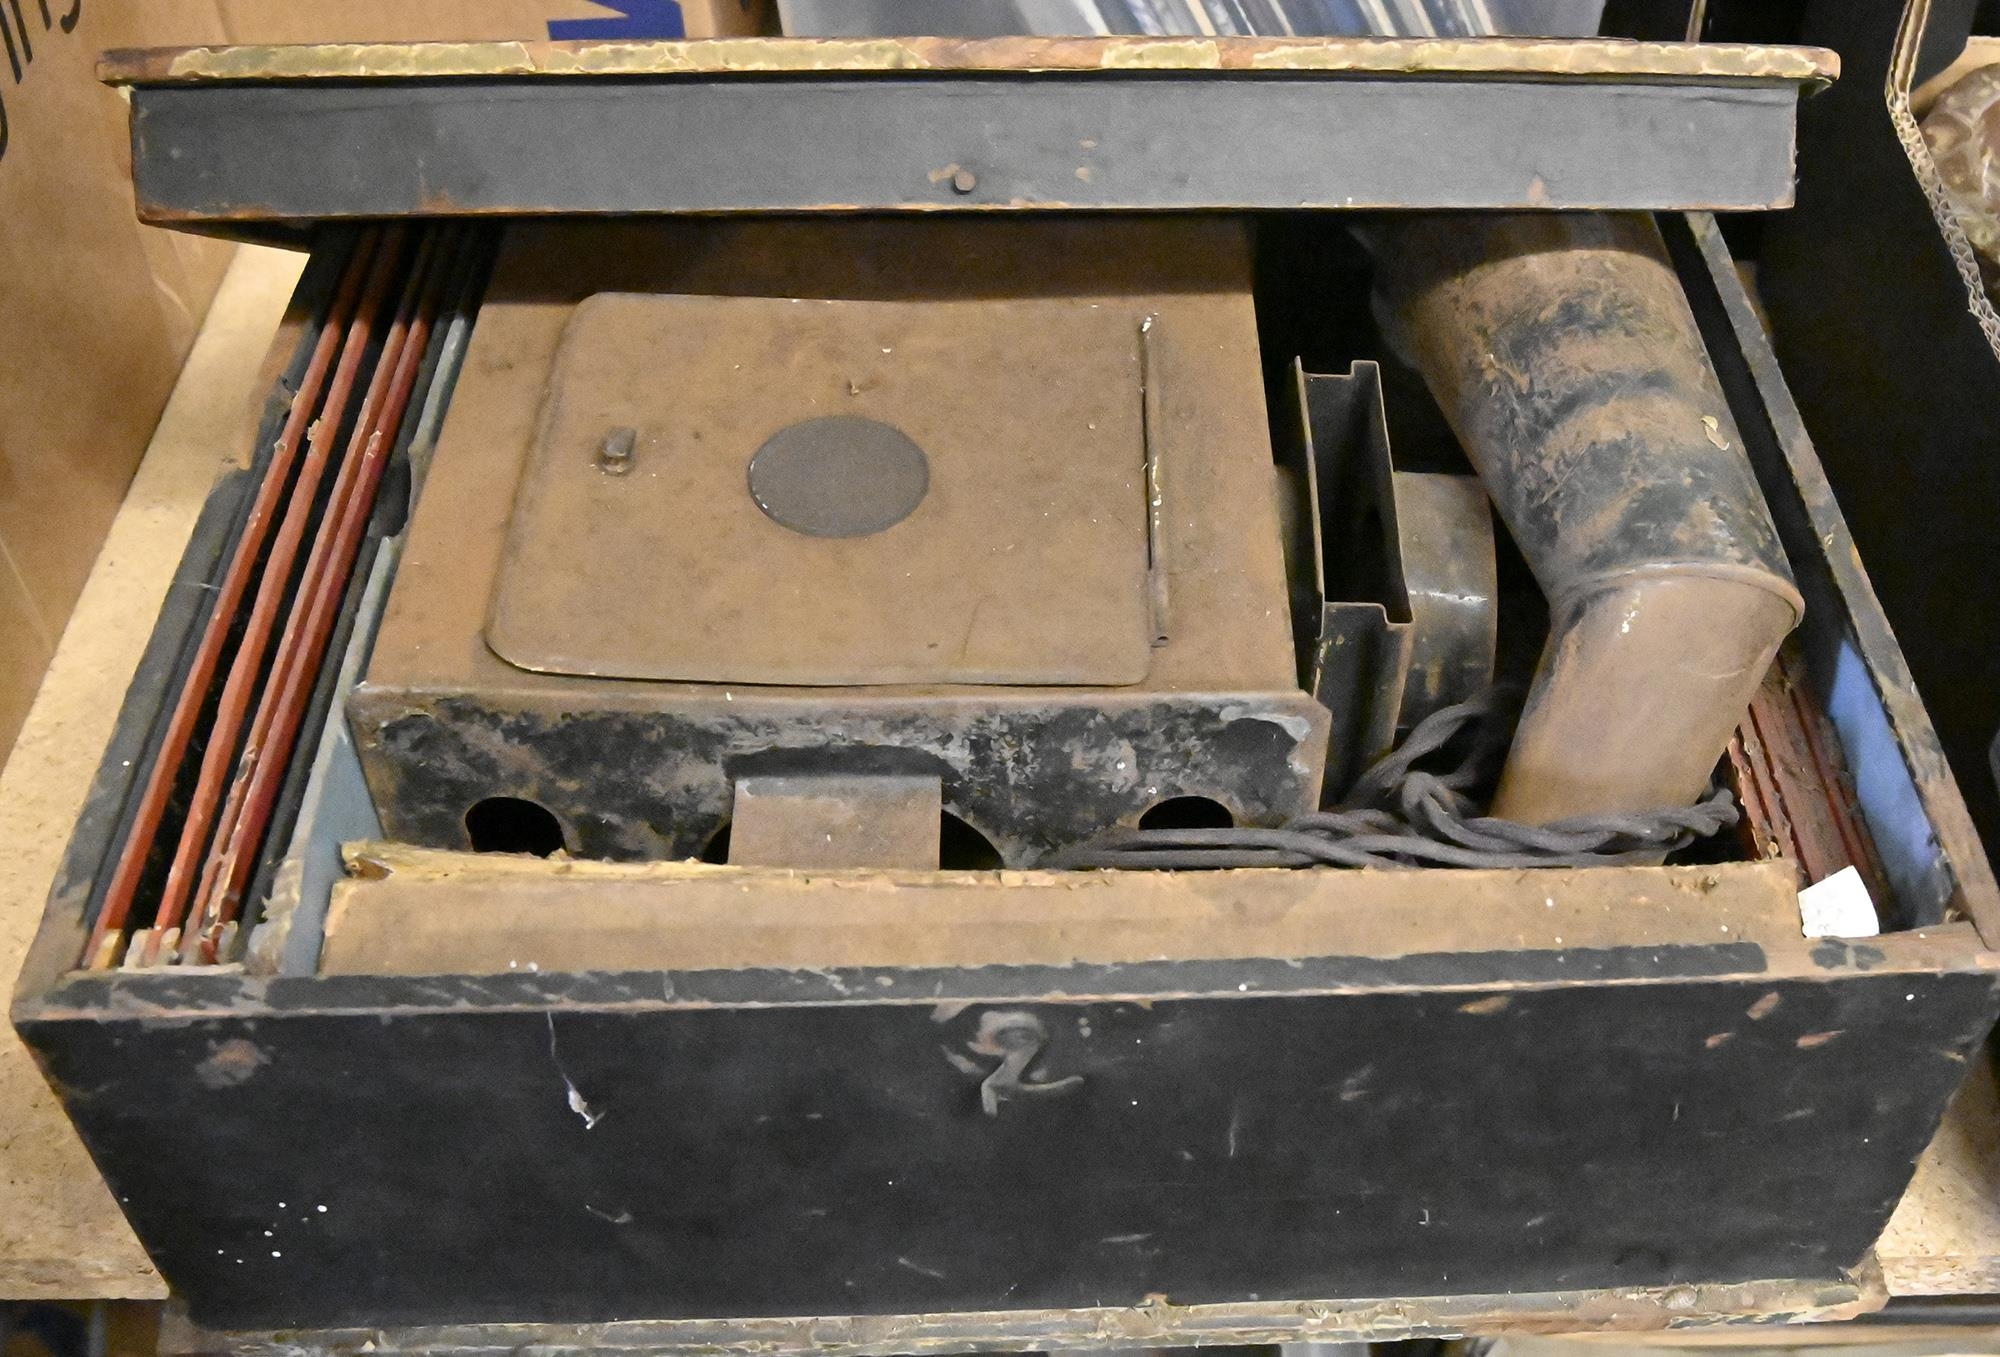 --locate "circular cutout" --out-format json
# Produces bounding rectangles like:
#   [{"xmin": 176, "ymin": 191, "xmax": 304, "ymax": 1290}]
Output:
[
  {"xmin": 939, "ymin": 811, "xmax": 1004, "ymax": 870},
  {"xmin": 464, "ymin": 796, "xmax": 568, "ymax": 857},
  {"xmin": 748, "ymin": 416, "xmax": 930, "ymax": 539},
  {"xmin": 1138, "ymin": 796, "xmax": 1235, "ymax": 831}
]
